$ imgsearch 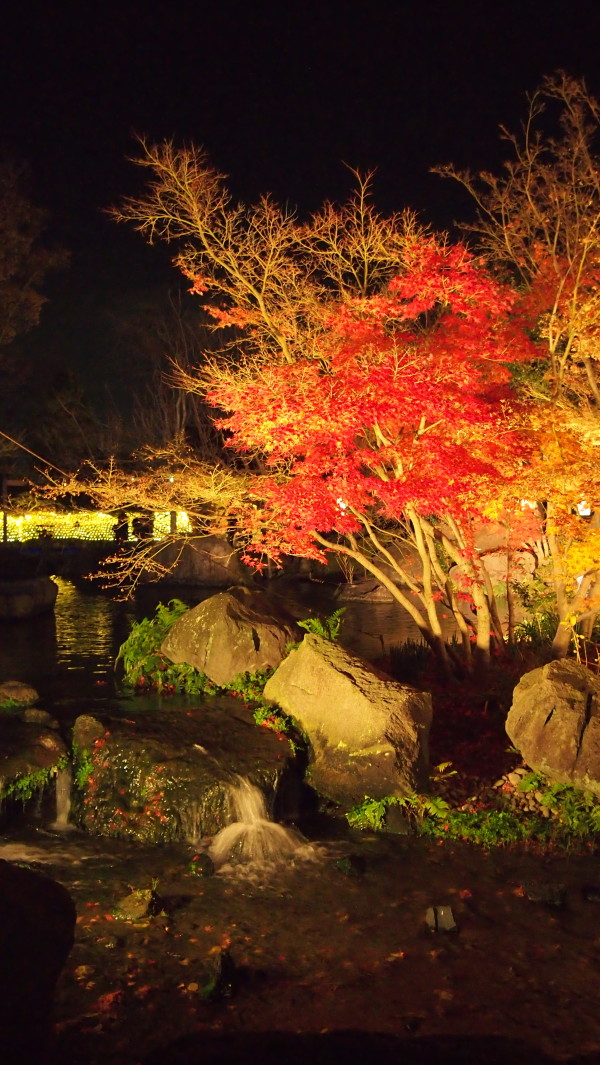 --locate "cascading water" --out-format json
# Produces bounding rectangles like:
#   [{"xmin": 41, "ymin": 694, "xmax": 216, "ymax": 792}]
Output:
[
  {"xmin": 209, "ymin": 775, "xmax": 315, "ymax": 871},
  {"xmin": 50, "ymin": 765, "xmax": 73, "ymax": 831}
]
